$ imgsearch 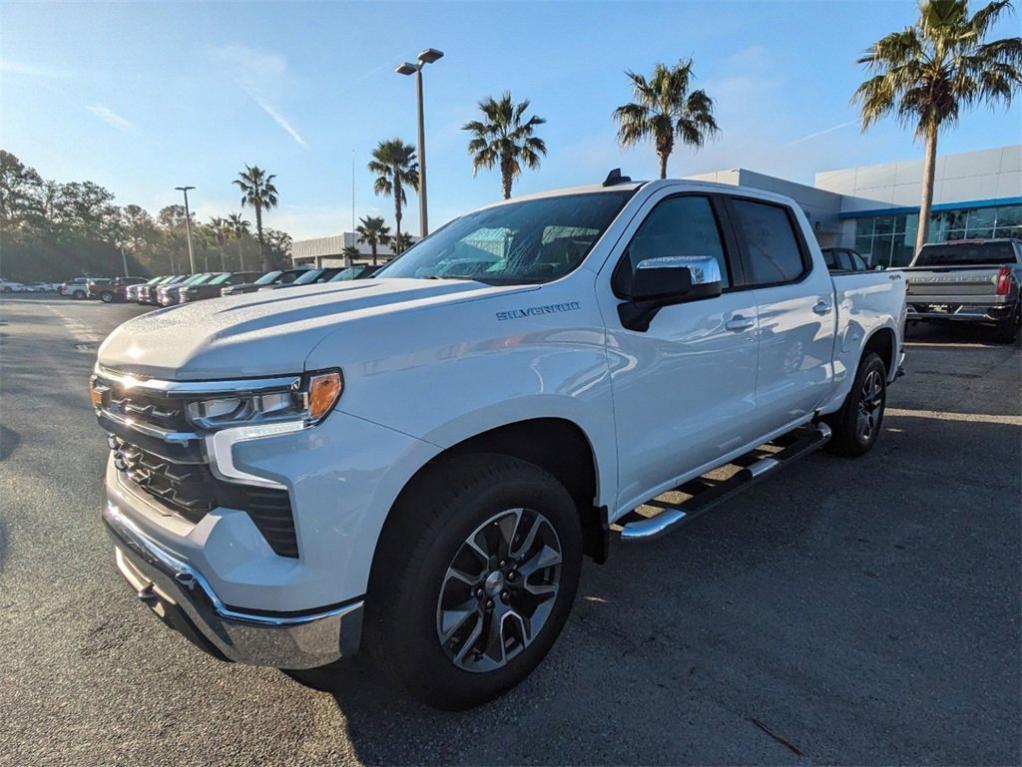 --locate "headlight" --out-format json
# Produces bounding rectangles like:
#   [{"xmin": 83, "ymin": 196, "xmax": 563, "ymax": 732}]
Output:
[{"xmin": 186, "ymin": 370, "xmax": 342, "ymax": 431}]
